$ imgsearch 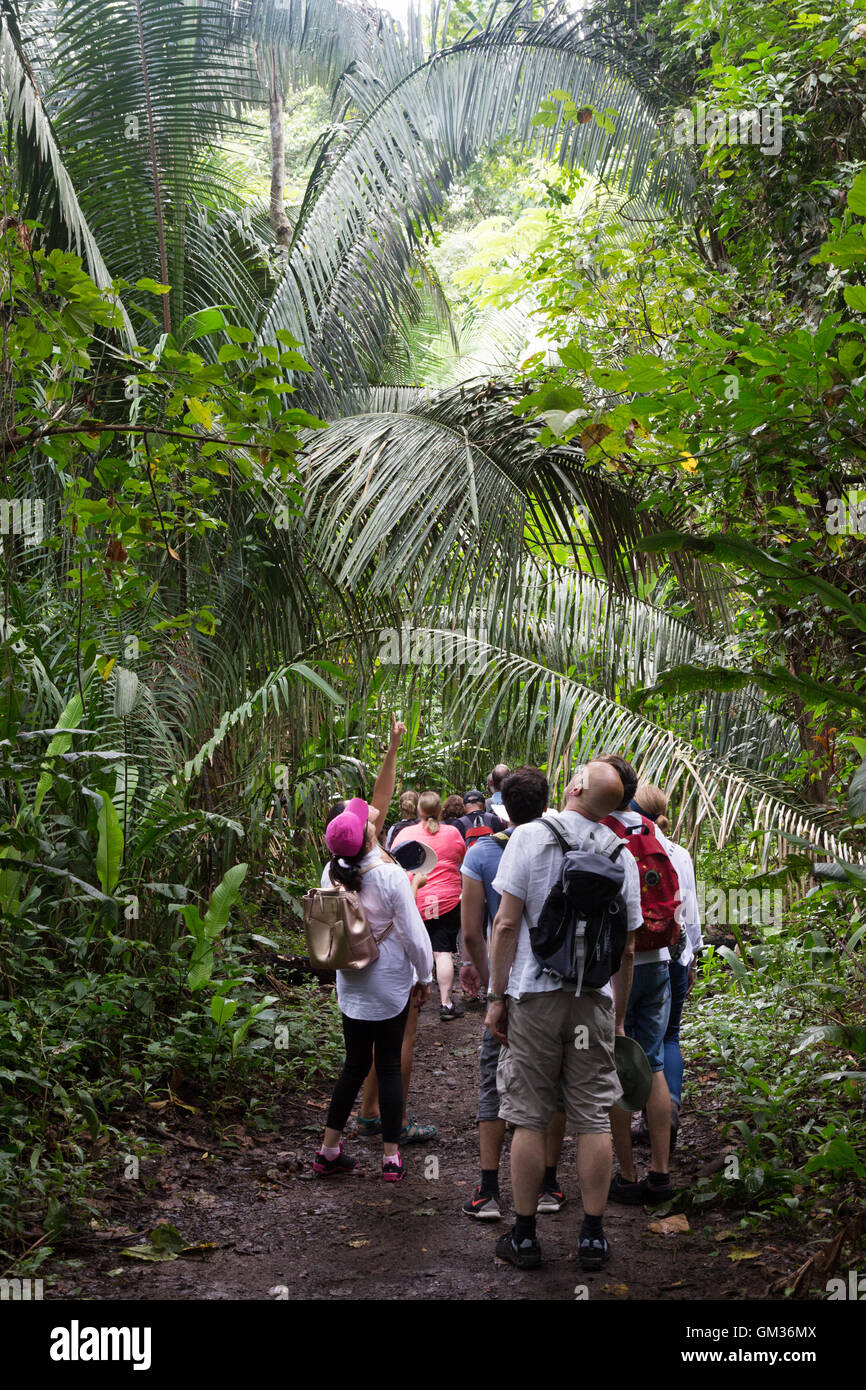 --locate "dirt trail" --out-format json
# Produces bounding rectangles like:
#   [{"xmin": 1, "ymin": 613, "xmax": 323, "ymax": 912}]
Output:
[{"xmin": 54, "ymin": 1000, "xmax": 799, "ymax": 1302}]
